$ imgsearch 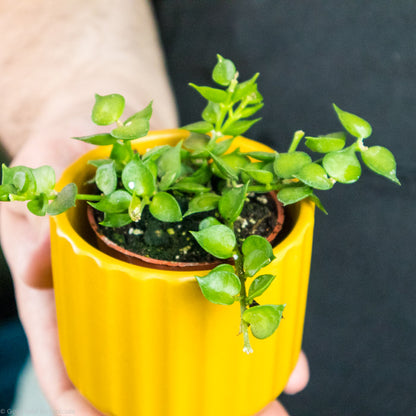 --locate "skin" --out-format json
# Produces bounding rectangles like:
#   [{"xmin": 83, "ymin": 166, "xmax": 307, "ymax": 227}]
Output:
[{"xmin": 0, "ymin": 1, "xmax": 309, "ymax": 414}]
